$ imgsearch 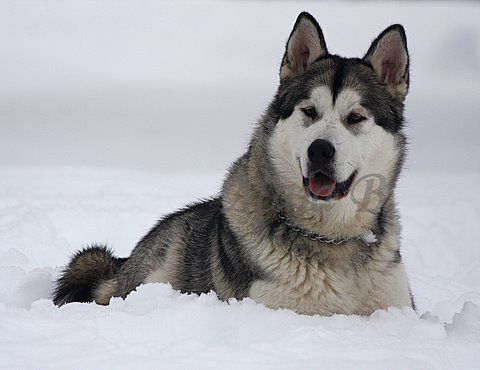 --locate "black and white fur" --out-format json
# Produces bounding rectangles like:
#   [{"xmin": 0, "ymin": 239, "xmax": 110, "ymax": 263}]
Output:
[{"xmin": 54, "ymin": 12, "xmax": 414, "ymax": 315}]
